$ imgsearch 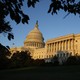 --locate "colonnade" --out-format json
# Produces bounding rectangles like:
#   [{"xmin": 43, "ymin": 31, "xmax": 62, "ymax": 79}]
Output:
[
  {"xmin": 25, "ymin": 42, "xmax": 44, "ymax": 48},
  {"xmin": 47, "ymin": 39, "xmax": 74, "ymax": 53}
]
